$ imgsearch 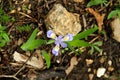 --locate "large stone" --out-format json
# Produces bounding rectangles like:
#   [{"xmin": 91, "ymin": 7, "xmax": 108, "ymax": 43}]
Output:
[
  {"xmin": 111, "ymin": 17, "xmax": 120, "ymax": 42},
  {"xmin": 45, "ymin": 4, "xmax": 82, "ymax": 36}
]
